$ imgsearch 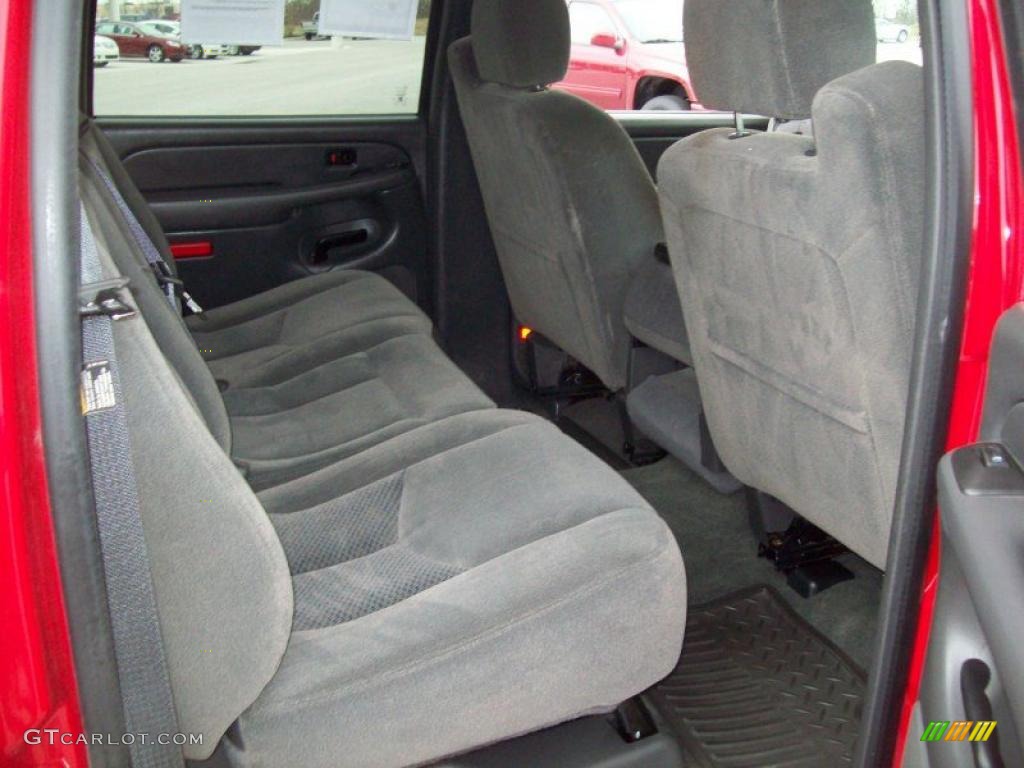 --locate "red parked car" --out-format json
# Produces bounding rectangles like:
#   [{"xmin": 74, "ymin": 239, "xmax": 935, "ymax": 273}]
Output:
[
  {"xmin": 556, "ymin": 0, "xmax": 695, "ymax": 110},
  {"xmin": 94, "ymin": 20, "xmax": 186, "ymax": 62}
]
